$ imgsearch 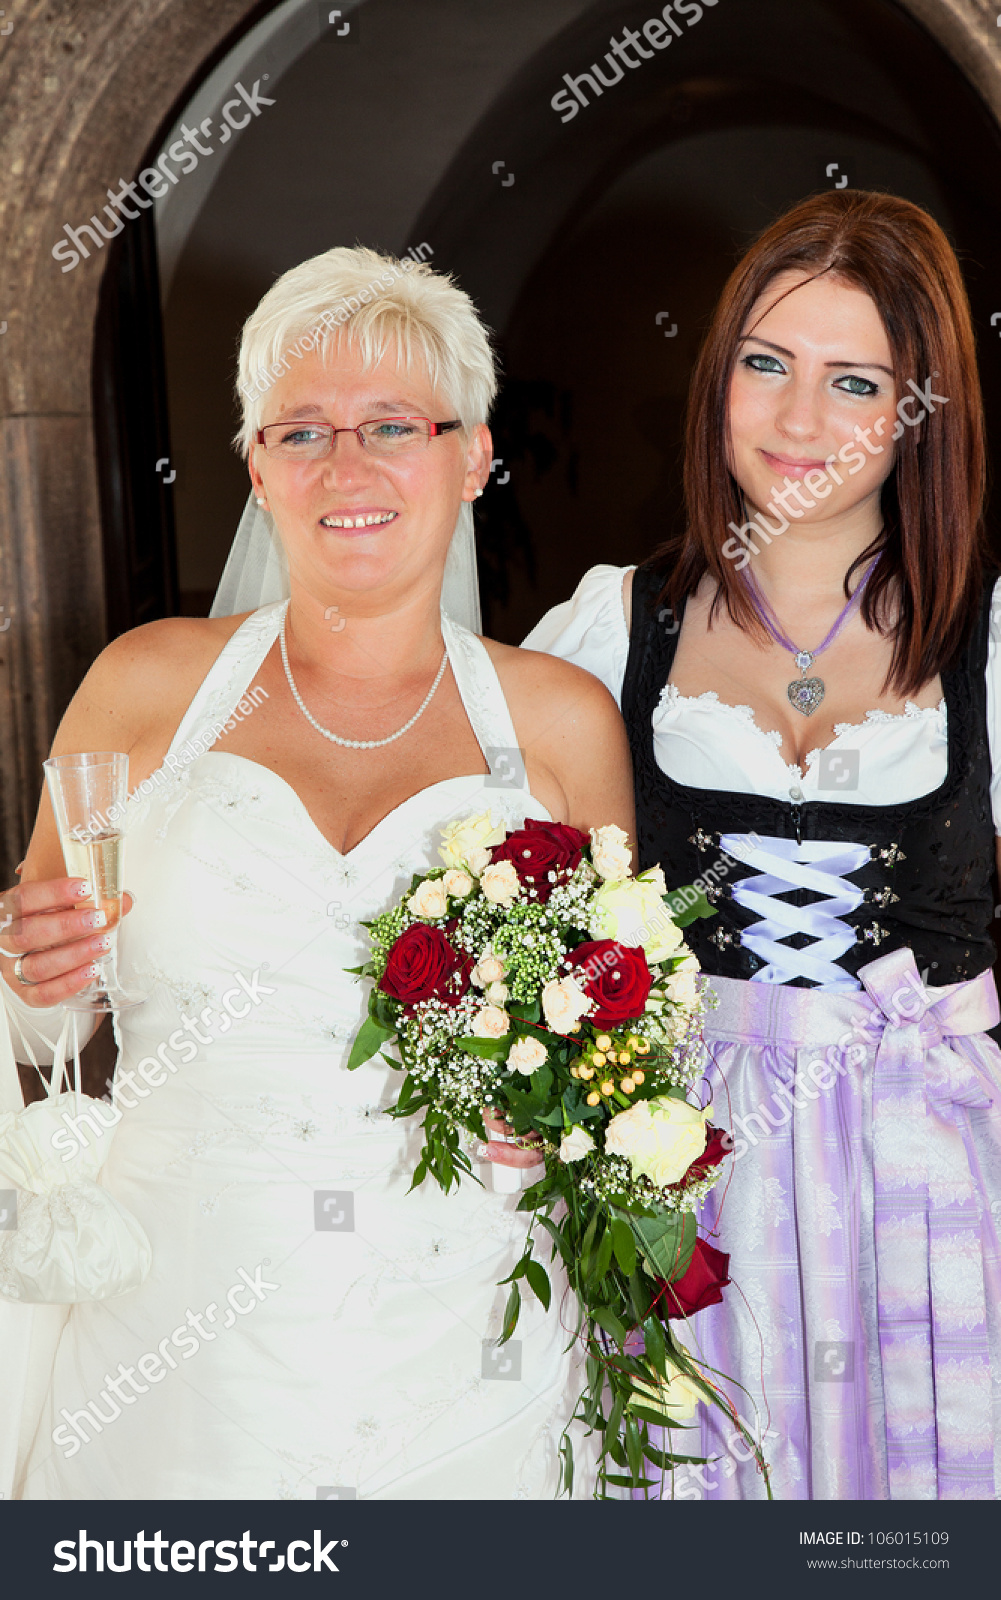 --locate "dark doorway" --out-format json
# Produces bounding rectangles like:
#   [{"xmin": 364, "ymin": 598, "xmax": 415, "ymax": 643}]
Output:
[
  {"xmin": 99, "ymin": 0, "xmax": 1001, "ymax": 641},
  {"xmin": 93, "ymin": 208, "xmax": 180, "ymax": 638}
]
